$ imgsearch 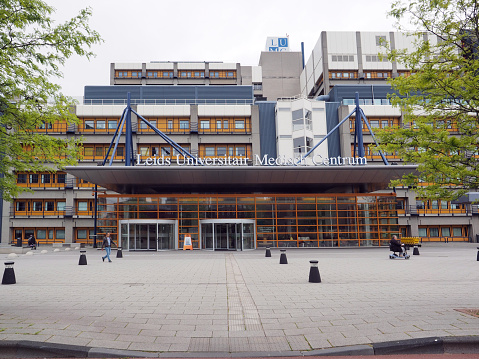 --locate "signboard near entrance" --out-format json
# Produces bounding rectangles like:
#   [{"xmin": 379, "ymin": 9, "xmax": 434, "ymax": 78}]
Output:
[{"xmin": 183, "ymin": 235, "xmax": 193, "ymax": 250}]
